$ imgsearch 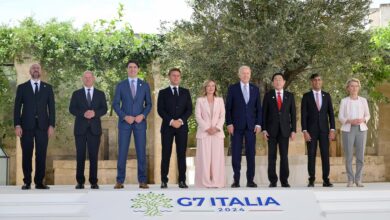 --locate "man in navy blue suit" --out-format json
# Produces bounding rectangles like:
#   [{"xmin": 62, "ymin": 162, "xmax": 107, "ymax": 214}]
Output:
[
  {"xmin": 112, "ymin": 60, "xmax": 152, "ymax": 189},
  {"xmin": 225, "ymin": 65, "xmax": 262, "ymax": 188}
]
